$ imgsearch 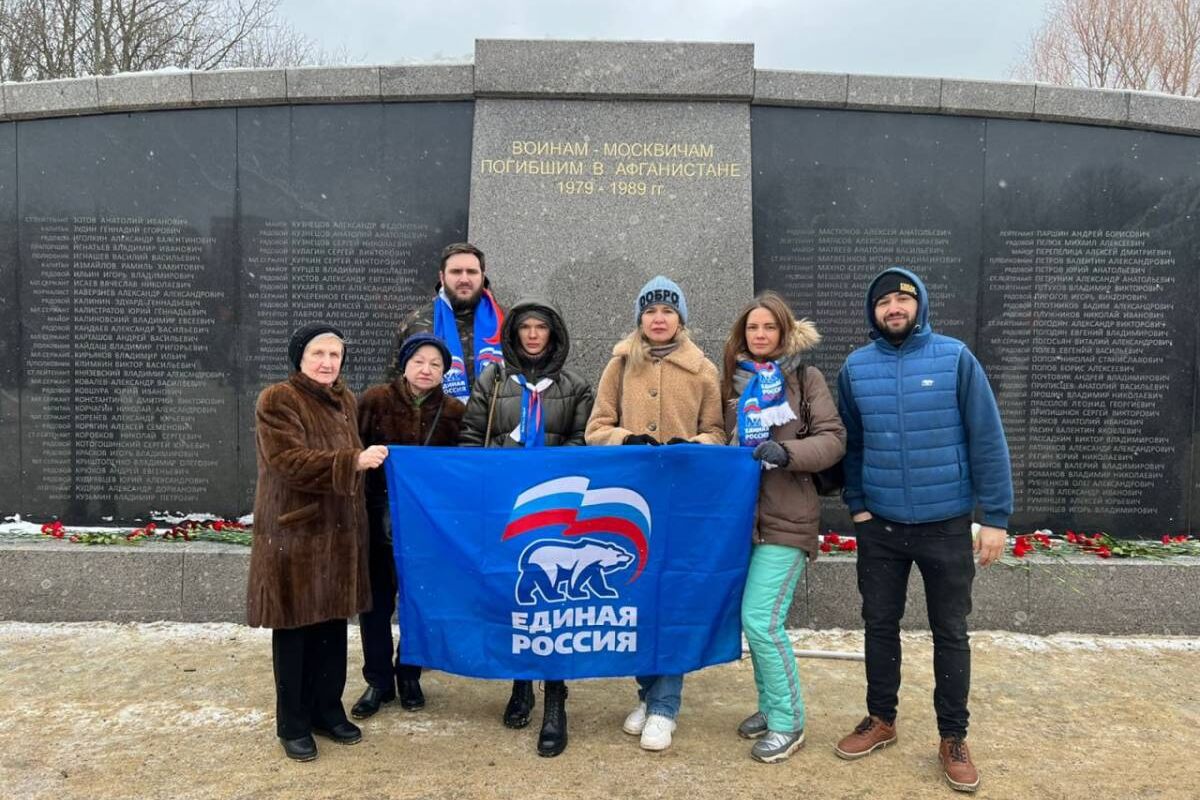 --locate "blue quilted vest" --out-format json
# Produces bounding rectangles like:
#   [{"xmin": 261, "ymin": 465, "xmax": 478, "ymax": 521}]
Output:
[{"xmin": 844, "ymin": 269, "xmax": 975, "ymax": 524}]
